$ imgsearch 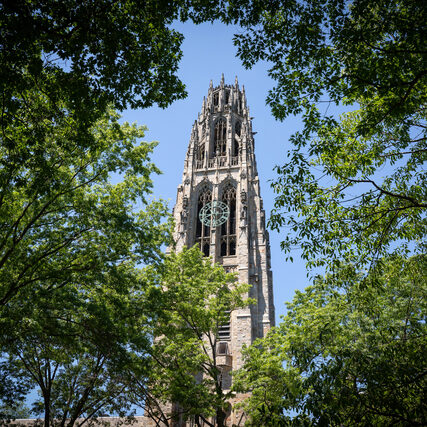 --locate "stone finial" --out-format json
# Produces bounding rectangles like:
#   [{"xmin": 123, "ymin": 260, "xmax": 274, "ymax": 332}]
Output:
[
  {"xmin": 191, "ymin": 121, "xmax": 198, "ymax": 142},
  {"xmin": 209, "ymin": 79, "xmax": 213, "ymax": 90},
  {"xmin": 235, "ymin": 75, "xmax": 239, "ymax": 88},
  {"xmin": 220, "ymin": 73, "xmax": 225, "ymax": 87}
]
